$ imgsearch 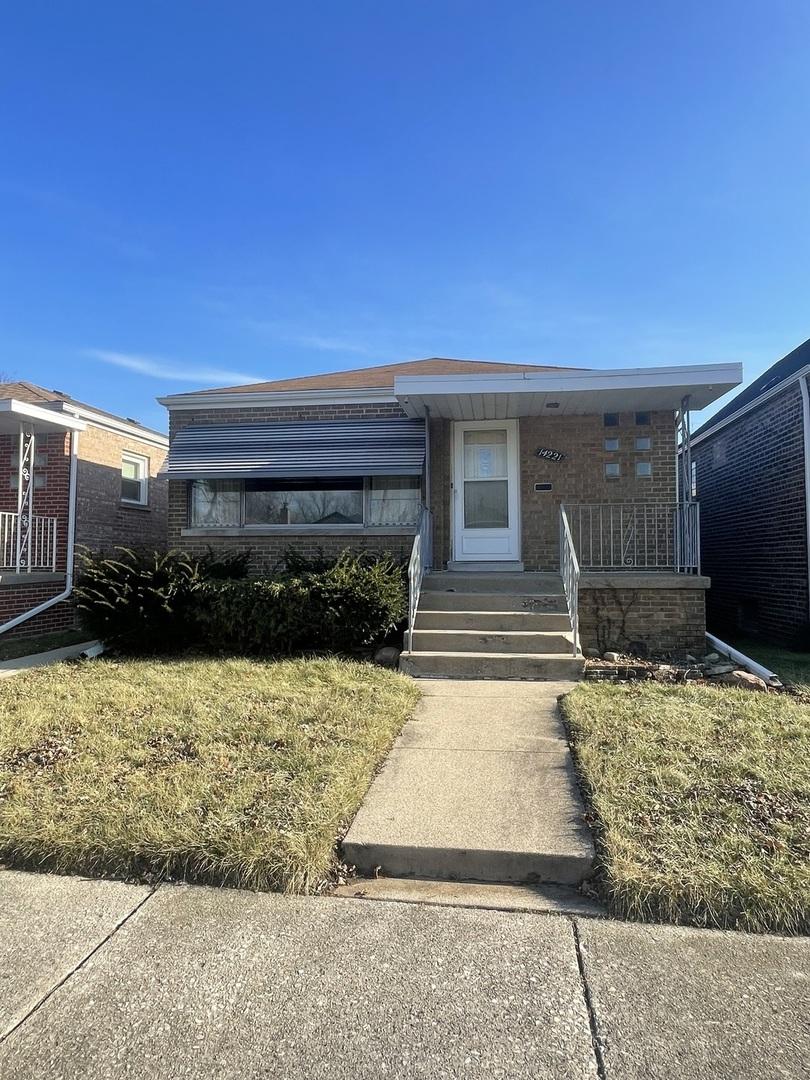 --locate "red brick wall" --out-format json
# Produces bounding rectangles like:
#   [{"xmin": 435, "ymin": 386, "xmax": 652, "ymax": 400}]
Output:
[
  {"xmin": 693, "ymin": 383, "xmax": 808, "ymax": 644},
  {"xmin": 0, "ymin": 431, "xmax": 72, "ymax": 571},
  {"xmin": 74, "ymin": 426, "xmax": 168, "ymax": 554},
  {"xmin": 0, "ymin": 581, "xmax": 76, "ymax": 637}
]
